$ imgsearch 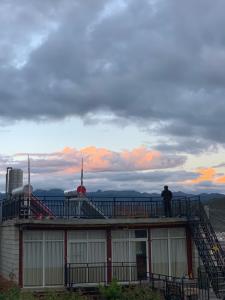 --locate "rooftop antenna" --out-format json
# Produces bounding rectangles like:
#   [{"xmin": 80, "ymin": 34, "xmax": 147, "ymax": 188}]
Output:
[
  {"xmin": 28, "ymin": 154, "xmax": 31, "ymax": 202},
  {"xmin": 77, "ymin": 157, "xmax": 86, "ymax": 196},
  {"xmin": 81, "ymin": 157, "xmax": 84, "ymax": 187}
]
